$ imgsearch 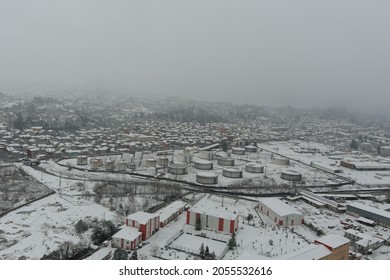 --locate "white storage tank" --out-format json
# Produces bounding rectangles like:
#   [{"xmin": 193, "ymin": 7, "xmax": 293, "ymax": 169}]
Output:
[
  {"xmin": 245, "ymin": 162, "xmax": 264, "ymax": 173},
  {"xmin": 158, "ymin": 157, "xmax": 169, "ymax": 167},
  {"xmin": 116, "ymin": 160, "xmax": 127, "ymax": 171},
  {"xmin": 146, "ymin": 158, "xmax": 157, "ymax": 168},
  {"xmin": 193, "ymin": 158, "xmax": 213, "ymax": 170},
  {"xmin": 77, "ymin": 155, "xmax": 88, "ymax": 165},
  {"xmin": 168, "ymin": 162, "xmax": 188, "ymax": 175},
  {"xmin": 273, "ymin": 157, "xmax": 290, "ymax": 165},
  {"xmin": 199, "ymin": 150, "xmax": 215, "ymax": 160},
  {"xmin": 232, "ymin": 147, "xmax": 246, "ymax": 155},
  {"xmin": 259, "ymin": 151, "xmax": 273, "ymax": 160},
  {"xmin": 95, "ymin": 158, "xmax": 103, "ymax": 167},
  {"xmin": 183, "ymin": 148, "xmax": 193, "ymax": 163},
  {"xmin": 196, "ymin": 172, "xmax": 218, "ymax": 184},
  {"xmin": 281, "ymin": 169, "xmax": 302, "ymax": 181},
  {"xmin": 222, "ymin": 167, "xmax": 243, "ymax": 178},
  {"xmin": 244, "ymin": 145, "xmax": 258, "ymax": 153},
  {"xmin": 105, "ymin": 159, "xmax": 115, "ymax": 171},
  {"xmin": 90, "ymin": 159, "xmax": 100, "ymax": 170},
  {"xmin": 217, "ymin": 157, "xmax": 235, "ymax": 166}
]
